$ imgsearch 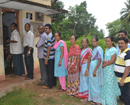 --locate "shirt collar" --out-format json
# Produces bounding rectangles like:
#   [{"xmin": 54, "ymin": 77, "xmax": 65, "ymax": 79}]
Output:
[
  {"xmin": 12, "ymin": 29, "xmax": 17, "ymax": 33},
  {"xmin": 27, "ymin": 30, "xmax": 31, "ymax": 34},
  {"xmin": 46, "ymin": 32, "xmax": 52, "ymax": 38},
  {"xmin": 120, "ymin": 48, "xmax": 129, "ymax": 53}
]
